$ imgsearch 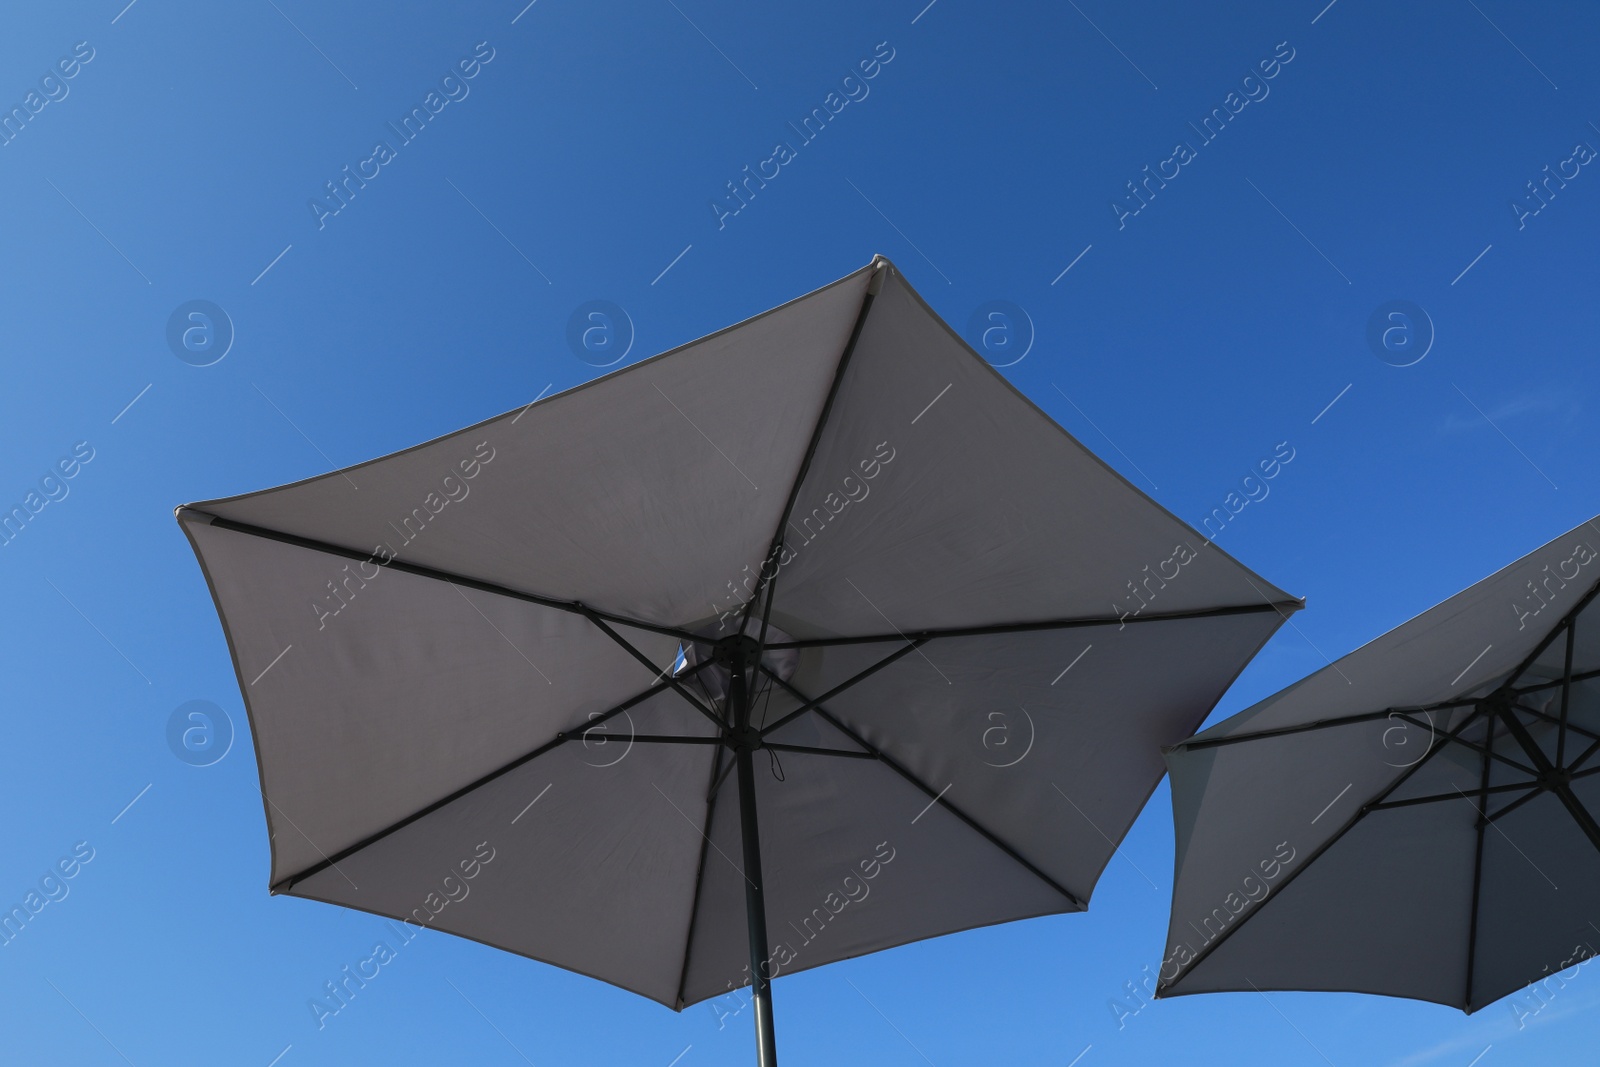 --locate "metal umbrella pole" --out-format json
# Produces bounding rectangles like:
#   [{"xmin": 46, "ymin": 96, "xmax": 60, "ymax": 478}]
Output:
[{"xmin": 725, "ymin": 636, "xmax": 778, "ymax": 1066}]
